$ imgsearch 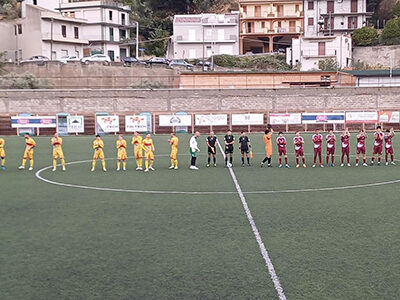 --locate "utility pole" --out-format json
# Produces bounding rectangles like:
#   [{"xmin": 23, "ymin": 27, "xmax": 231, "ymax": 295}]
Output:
[
  {"xmin": 202, "ymin": 21, "xmax": 205, "ymax": 72},
  {"xmin": 135, "ymin": 21, "xmax": 139, "ymax": 58},
  {"xmin": 50, "ymin": 17, "xmax": 54, "ymax": 60}
]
